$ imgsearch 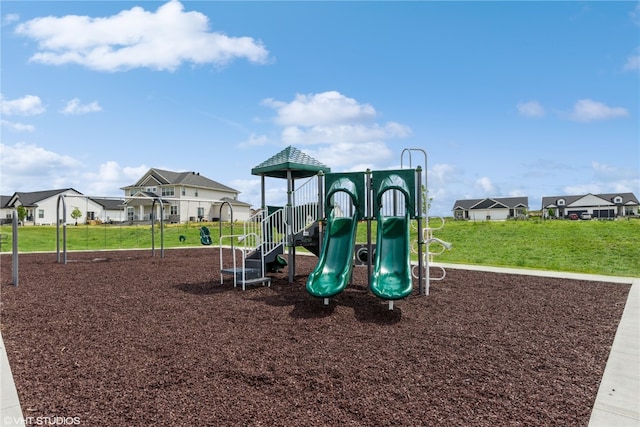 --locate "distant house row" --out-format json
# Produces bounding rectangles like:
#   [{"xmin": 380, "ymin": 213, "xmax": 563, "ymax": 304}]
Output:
[
  {"xmin": 452, "ymin": 193, "xmax": 639, "ymax": 221},
  {"xmin": 1, "ymin": 168, "xmax": 252, "ymax": 225}
]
